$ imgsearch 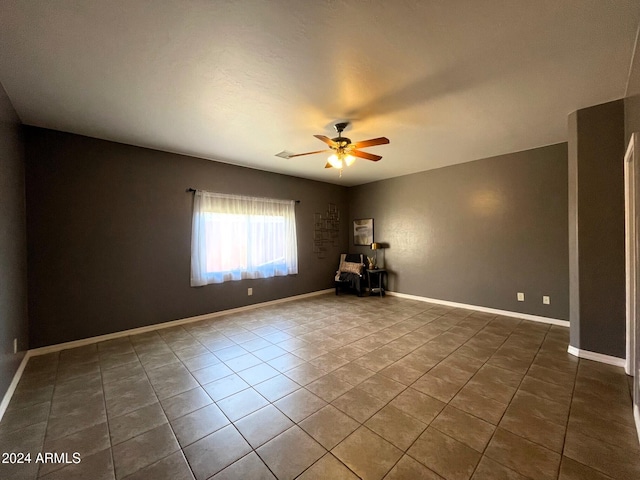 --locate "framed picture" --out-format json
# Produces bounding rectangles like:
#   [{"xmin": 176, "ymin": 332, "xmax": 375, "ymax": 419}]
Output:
[{"xmin": 353, "ymin": 218, "xmax": 374, "ymax": 246}]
